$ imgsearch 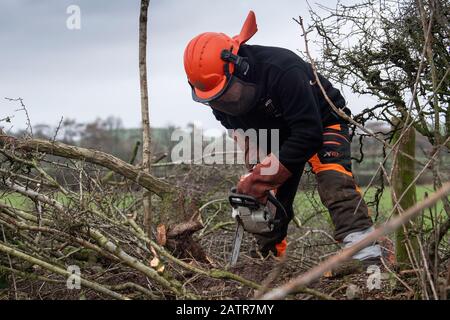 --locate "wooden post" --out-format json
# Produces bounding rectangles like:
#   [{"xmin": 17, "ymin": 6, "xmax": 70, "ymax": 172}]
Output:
[
  {"xmin": 391, "ymin": 118, "xmax": 419, "ymax": 269},
  {"xmin": 139, "ymin": 0, "xmax": 152, "ymax": 235}
]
